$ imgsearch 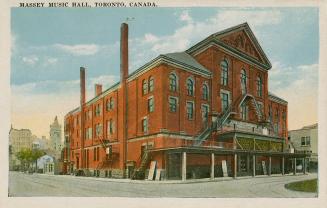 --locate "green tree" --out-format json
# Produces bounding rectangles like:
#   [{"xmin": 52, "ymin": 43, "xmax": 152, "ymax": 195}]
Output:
[{"xmin": 15, "ymin": 148, "xmax": 45, "ymax": 172}]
